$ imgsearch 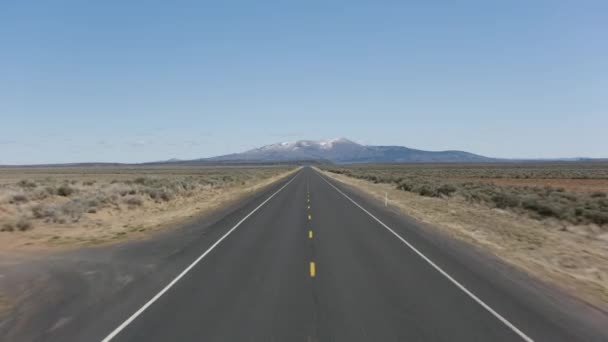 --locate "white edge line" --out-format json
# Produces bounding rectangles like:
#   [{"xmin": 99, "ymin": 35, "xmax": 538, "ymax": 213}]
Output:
[
  {"xmin": 318, "ymin": 172, "xmax": 534, "ymax": 342},
  {"xmin": 101, "ymin": 171, "xmax": 299, "ymax": 342}
]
